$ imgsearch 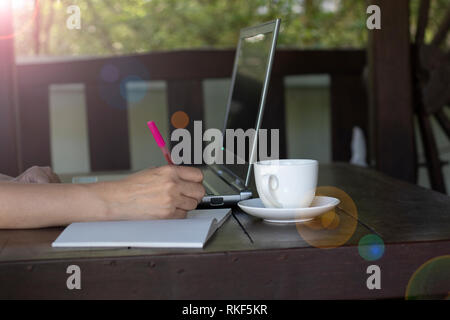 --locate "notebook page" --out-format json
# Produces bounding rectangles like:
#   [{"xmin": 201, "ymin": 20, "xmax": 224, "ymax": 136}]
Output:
[{"xmin": 52, "ymin": 208, "xmax": 231, "ymax": 248}]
